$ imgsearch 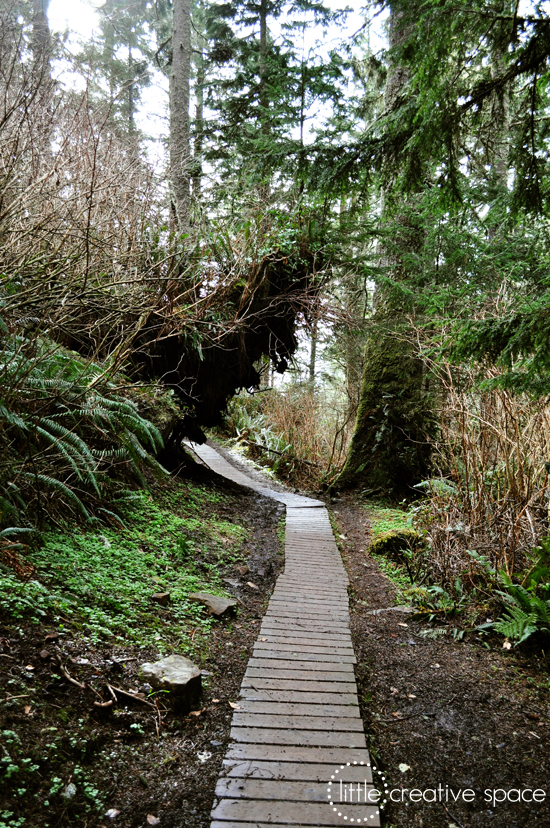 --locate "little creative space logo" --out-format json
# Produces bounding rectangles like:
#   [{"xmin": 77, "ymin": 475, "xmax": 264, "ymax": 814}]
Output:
[
  {"xmin": 326, "ymin": 761, "xmax": 548, "ymax": 822},
  {"xmin": 327, "ymin": 760, "xmax": 387, "ymax": 823}
]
